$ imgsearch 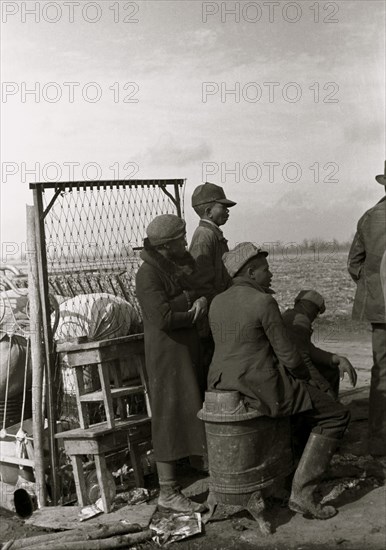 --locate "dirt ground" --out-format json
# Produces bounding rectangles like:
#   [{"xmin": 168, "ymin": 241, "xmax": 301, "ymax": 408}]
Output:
[{"xmin": 1, "ymin": 324, "xmax": 385, "ymax": 549}]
